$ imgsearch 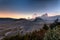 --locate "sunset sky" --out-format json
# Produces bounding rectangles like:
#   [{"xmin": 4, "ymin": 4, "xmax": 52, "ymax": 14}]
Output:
[{"xmin": 0, "ymin": 0, "xmax": 60, "ymax": 19}]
